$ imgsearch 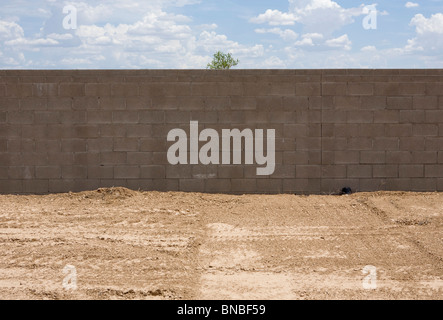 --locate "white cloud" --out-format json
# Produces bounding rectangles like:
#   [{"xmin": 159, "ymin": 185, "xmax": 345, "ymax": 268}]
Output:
[
  {"xmin": 410, "ymin": 13, "xmax": 443, "ymax": 35},
  {"xmin": 255, "ymin": 28, "xmax": 299, "ymax": 41},
  {"xmin": 294, "ymin": 33, "xmax": 323, "ymax": 46},
  {"xmin": 0, "ymin": 20, "xmax": 24, "ymax": 40},
  {"xmin": 404, "ymin": 13, "xmax": 443, "ymax": 54},
  {"xmin": 251, "ymin": 0, "xmax": 365, "ymax": 34},
  {"xmin": 405, "ymin": 2, "xmax": 419, "ymax": 9},
  {"xmin": 361, "ymin": 45, "xmax": 376, "ymax": 52},
  {"xmin": 249, "ymin": 9, "xmax": 297, "ymax": 26},
  {"xmin": 325, "ymin": 34, "xmax": 352, "ymax": 50}
]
